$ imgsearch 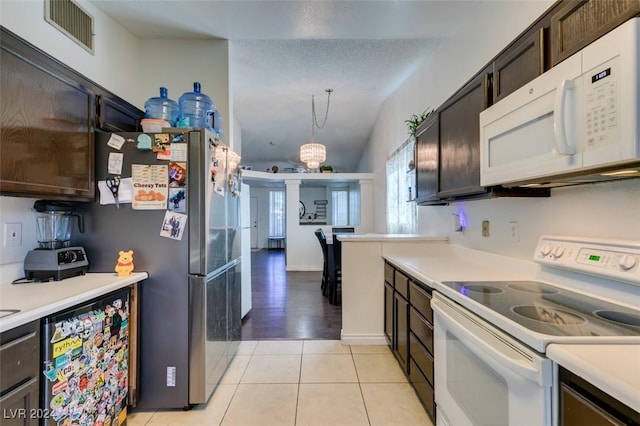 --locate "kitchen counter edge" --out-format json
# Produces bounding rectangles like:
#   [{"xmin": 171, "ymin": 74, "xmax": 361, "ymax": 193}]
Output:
[
  {"xmin": 338, "ymin": 234, "xmax": 449, "ymax": 243},
  {"xmin": 0, "ymin": 272, "xmax": 148, "ymax": 333},
  {"xmin": 547, "ymin": 343, "xmax": 640, "ymax": 412}
]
